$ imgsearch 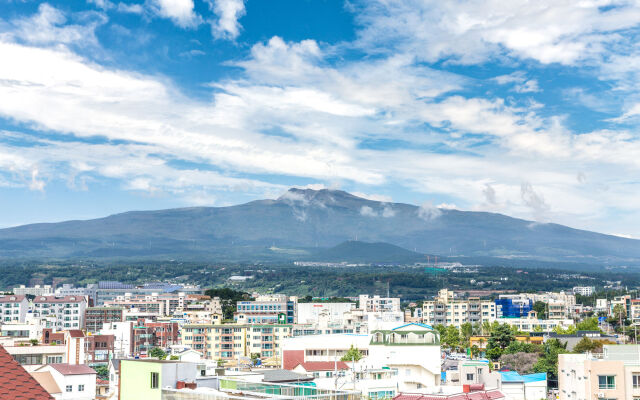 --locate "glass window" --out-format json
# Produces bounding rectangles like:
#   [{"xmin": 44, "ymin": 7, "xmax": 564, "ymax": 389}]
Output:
[
  {"xmin": 66, "ymin": 385, "xmax": 72, "ymax": 392},
  {"xmin": 78, "ymin": 385, "xmax": 84, "ymax": 391},
  {"xmin": 634, "ymin": 374, "xmax": 640, "ymax": 389},
  {"xmin": 598, "ymin": 375, "xmax": 615, "ymax": 390},
  {"xmin": 150, "ymin": 372, "xmax": 159, "ymax": 389}
]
